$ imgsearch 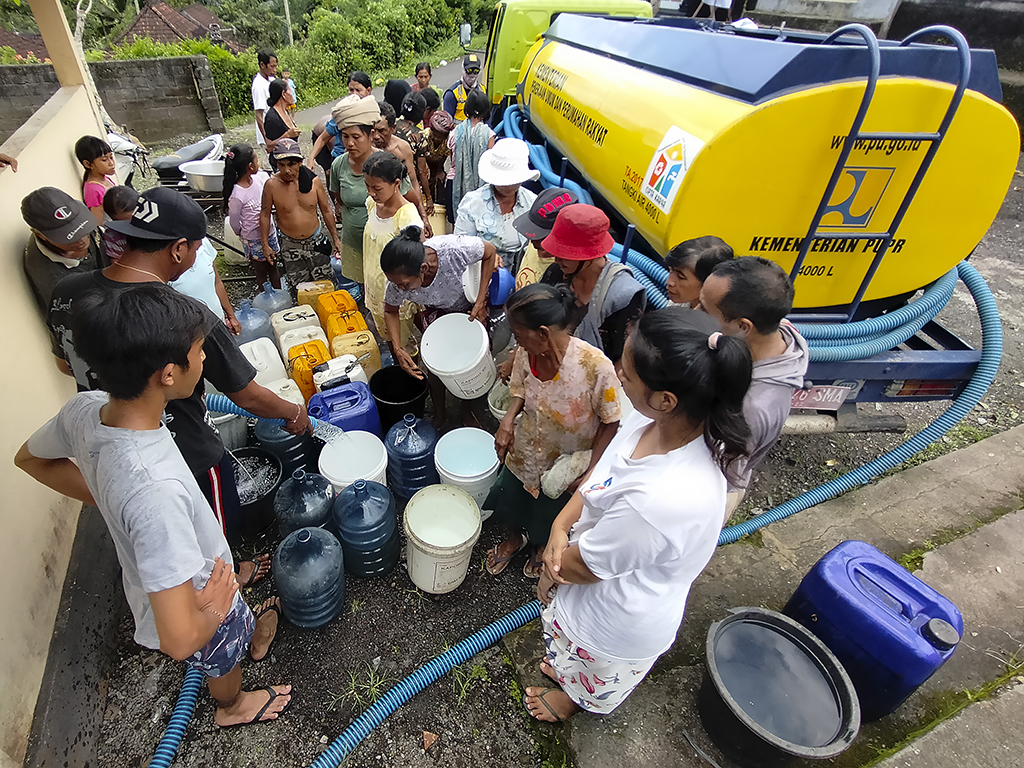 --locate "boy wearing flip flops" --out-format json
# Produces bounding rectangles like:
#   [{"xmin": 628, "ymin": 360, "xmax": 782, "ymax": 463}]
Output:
[{"xmin": 16, "ymin": 286, "xmax": 292, "ymax": 728}]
